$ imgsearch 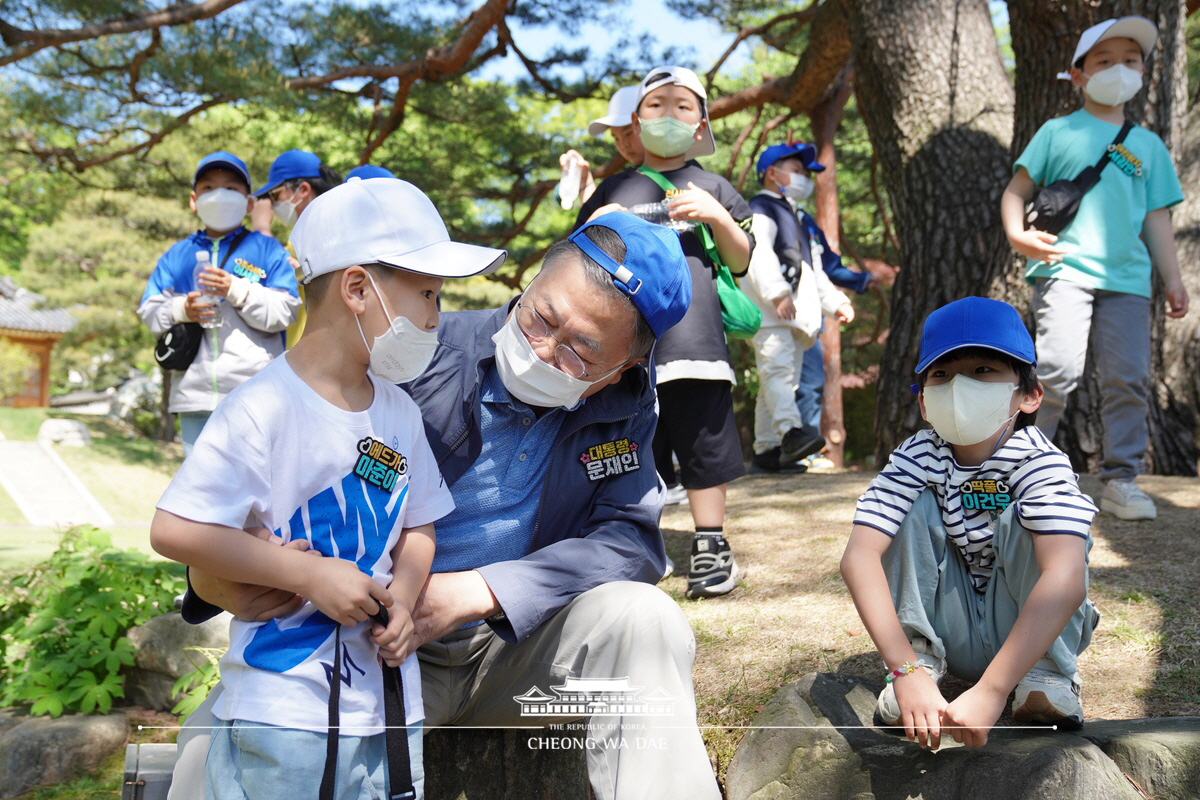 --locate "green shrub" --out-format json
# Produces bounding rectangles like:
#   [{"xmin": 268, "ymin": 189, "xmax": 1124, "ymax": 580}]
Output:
[{"xmin": 0, "ymin": 527, "xmax": 185, "ymax": 716}]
